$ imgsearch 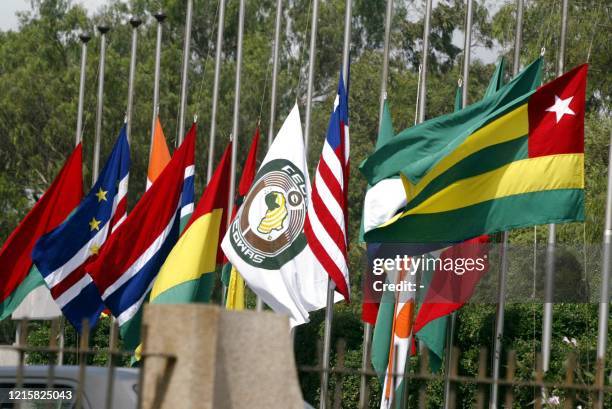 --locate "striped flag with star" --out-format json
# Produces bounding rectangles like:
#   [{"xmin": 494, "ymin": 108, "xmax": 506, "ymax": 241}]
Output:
[
  {"xmin": 32, "ymin": 126, "xmax": 130, "ymax": 332},
  {"xmin": 362, "ymin": 64, "xmax": 587, "ymax": 243}
]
